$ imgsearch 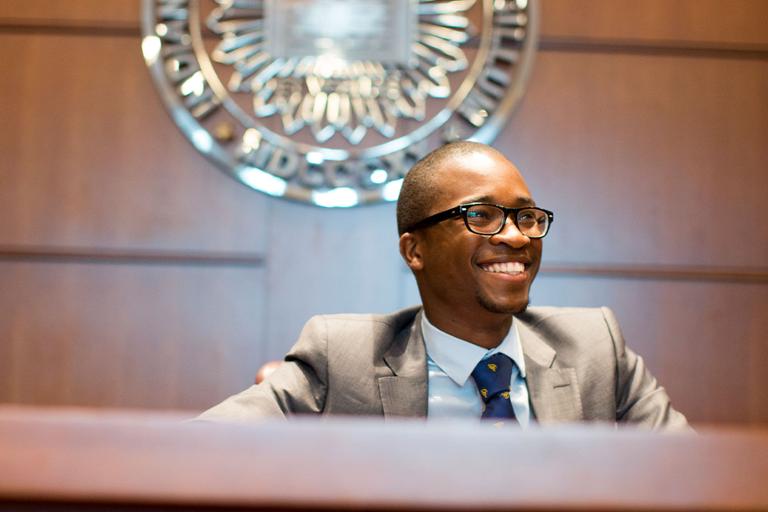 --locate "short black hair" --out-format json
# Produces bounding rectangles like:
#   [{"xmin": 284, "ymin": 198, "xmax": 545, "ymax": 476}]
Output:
[{"xmin": 396, "ymin": 140, "xmax": 496, "ymax": 235}]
